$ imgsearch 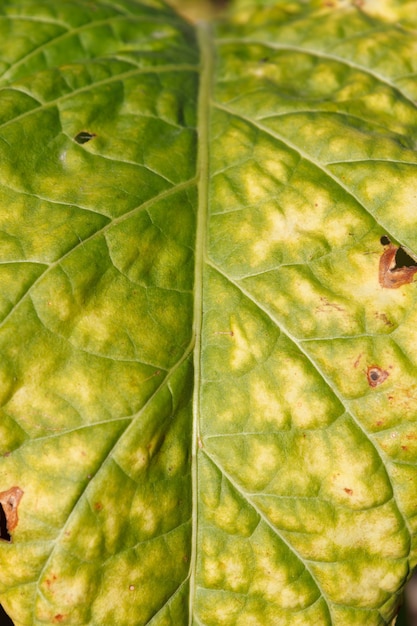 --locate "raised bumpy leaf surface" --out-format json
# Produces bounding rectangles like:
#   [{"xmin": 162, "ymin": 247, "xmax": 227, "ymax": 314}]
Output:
[{"xmin": 0, "ymin": 1, "xmax": 417, "ymax": 625}]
